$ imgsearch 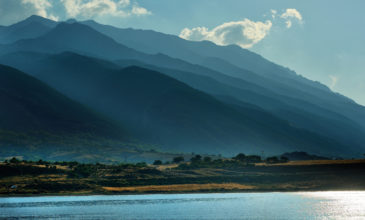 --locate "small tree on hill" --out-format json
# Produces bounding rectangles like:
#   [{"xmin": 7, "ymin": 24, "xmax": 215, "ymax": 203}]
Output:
[
  {"xmin": 9, "ymin": 157, "xmax": 20, "ymax": 164},
  {"xmin": 233, "ymin": 153, "xmax": 246, "ymax": 162},
  {"xmin": 203, "ymin": 156, "xmax": 212, "ymax": 163},
  {"xmin": 153, "ymin": 160, "xmax": 162, "ymax": 165},
  {"xmin": 245, "ymin": 155, "xmax": 262, "ymax": 163},
  {"xmin": 173, "ymin": 156, "xmax": 184, "ymax": 164},
  {"xmin": 280, "ymin": 156, "xmax": 289, "ymax": 163},
  {"xmin": 266, "ymin": 156, "xmax": 279, "ymax": 164},
  {"xmin": 190, "ymin": 155, "xmax": 202, "ymax": 163}
]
